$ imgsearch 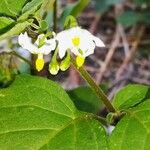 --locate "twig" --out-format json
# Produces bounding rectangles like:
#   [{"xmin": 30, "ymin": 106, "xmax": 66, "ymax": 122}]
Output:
[
  {"xmin": 1, "ymin": 51, "xmax": 32, "ymax": 65},
  {"xmin": 53, "ymin": 0, "xmax": 57, "ymax": 32},
  {"xmin": 89, "ymin": 15, "xmax": 101, "ymax": 34},
  {"xmin": 96, "ymin": 25, "xmax": 120, "ymax": 83},
  {"xmin": 119, "ymin": 24, "xmax": 130, "ymax": 57},
  {"xmin": 131, "ymin": 77, "xmax": 150, "ymax": 86},
  {"xmin": 116, "ymin": 25, "xmax": 145, "ymax": 79}
]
